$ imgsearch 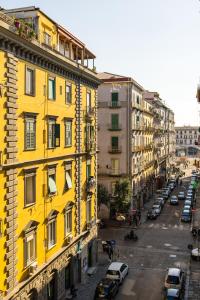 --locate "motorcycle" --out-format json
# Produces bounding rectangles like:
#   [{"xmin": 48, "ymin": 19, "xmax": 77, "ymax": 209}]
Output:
[{"xmin": 124, "ymin": 230, "xmax": 138, "ymax": 241}]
